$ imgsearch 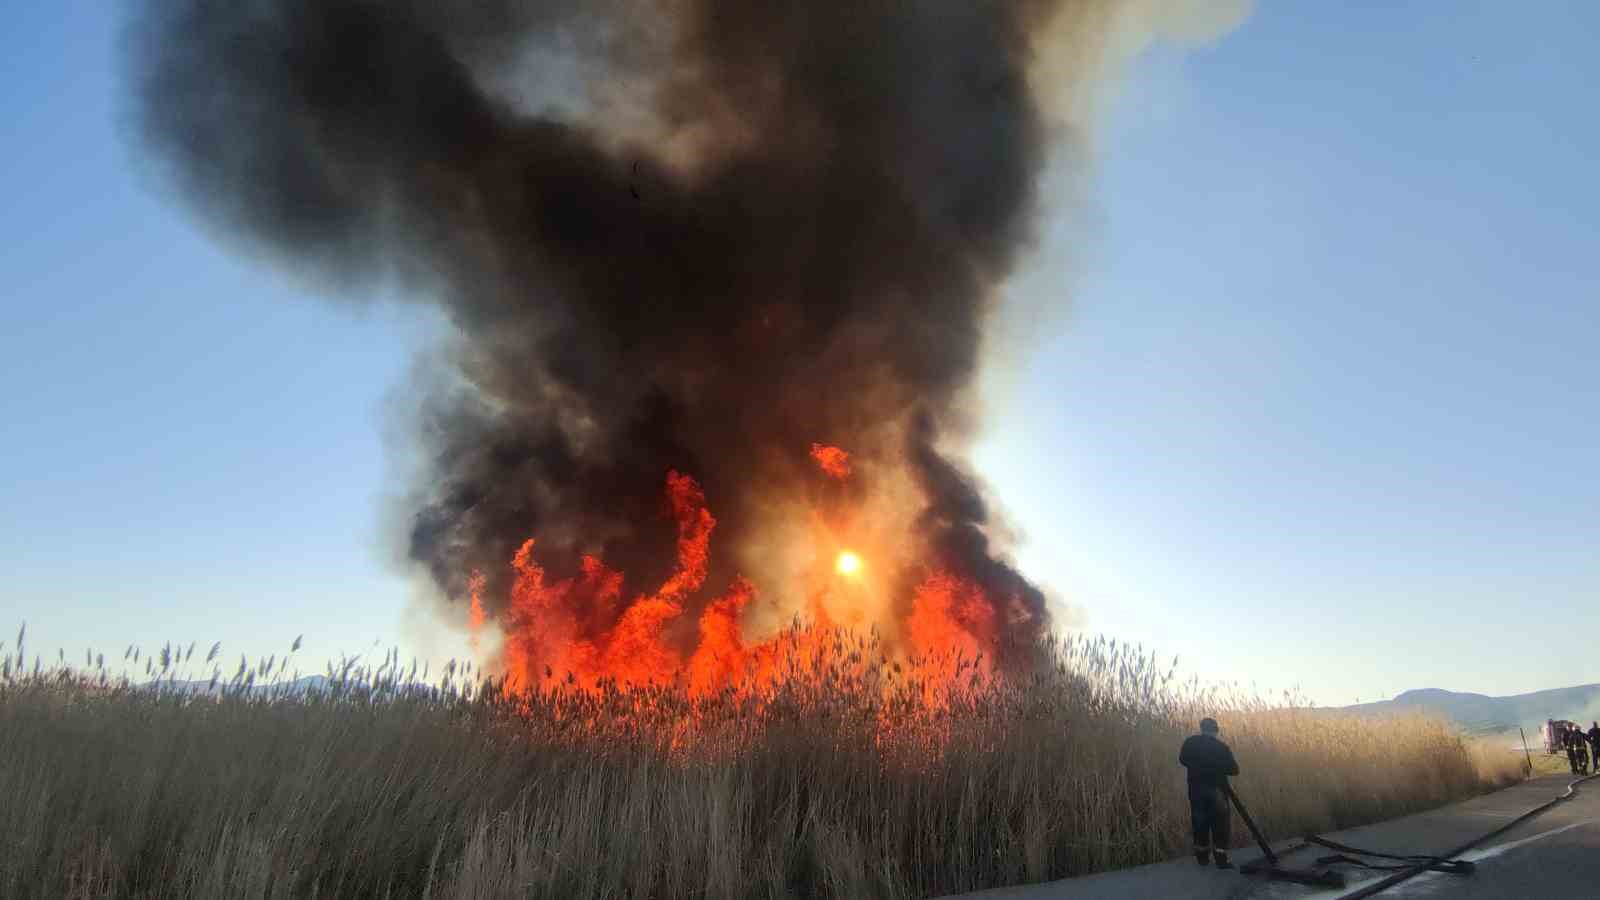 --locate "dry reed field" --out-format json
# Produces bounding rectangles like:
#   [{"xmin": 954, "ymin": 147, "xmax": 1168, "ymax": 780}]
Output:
[{"xmin": 1, "ymin": 625, "xmax": 1524, "ymax": 899}]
